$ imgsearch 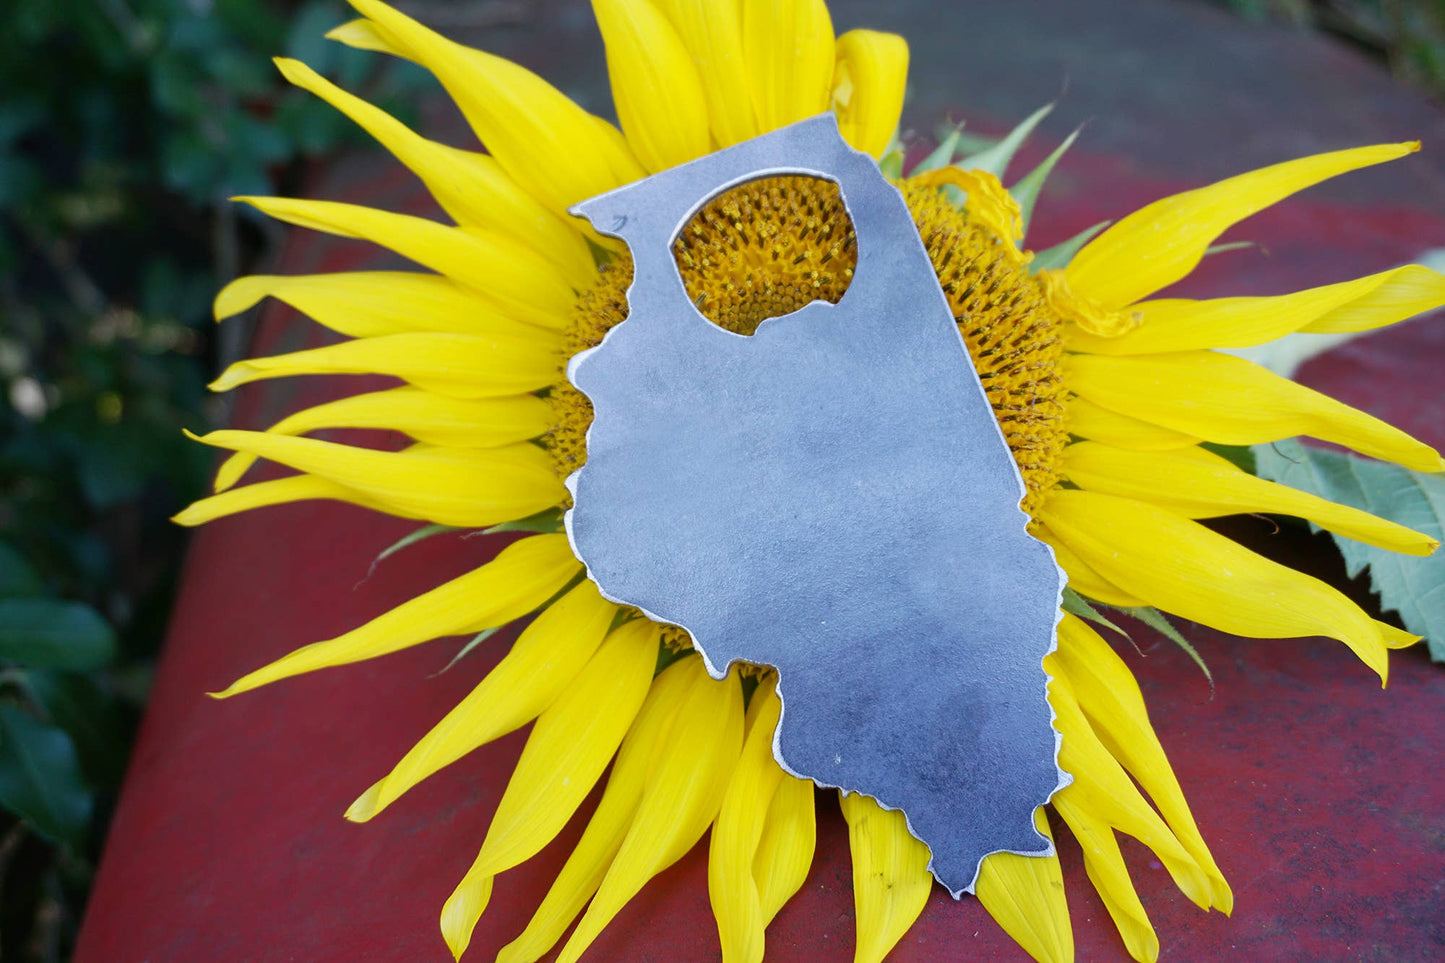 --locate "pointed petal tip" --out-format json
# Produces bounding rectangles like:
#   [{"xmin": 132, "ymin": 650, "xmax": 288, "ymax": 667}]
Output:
[
  {"xmin": 170, "ymin": 509, "xmax": 200, "ymax": 528},
  {"xmin": 440, "ymin": 896, "xmax": 477, "ymax": 963},
  {"xmin": 208, "ymin": 367, "xmax": 247, "ymax": 392},
  {"xmin": 1214, "ymin": 880, "xmax": 1235, "ymax": 916},
  {"xmin": 345, "ymin": 784, "xmax": 383, "ymax": 823}
]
